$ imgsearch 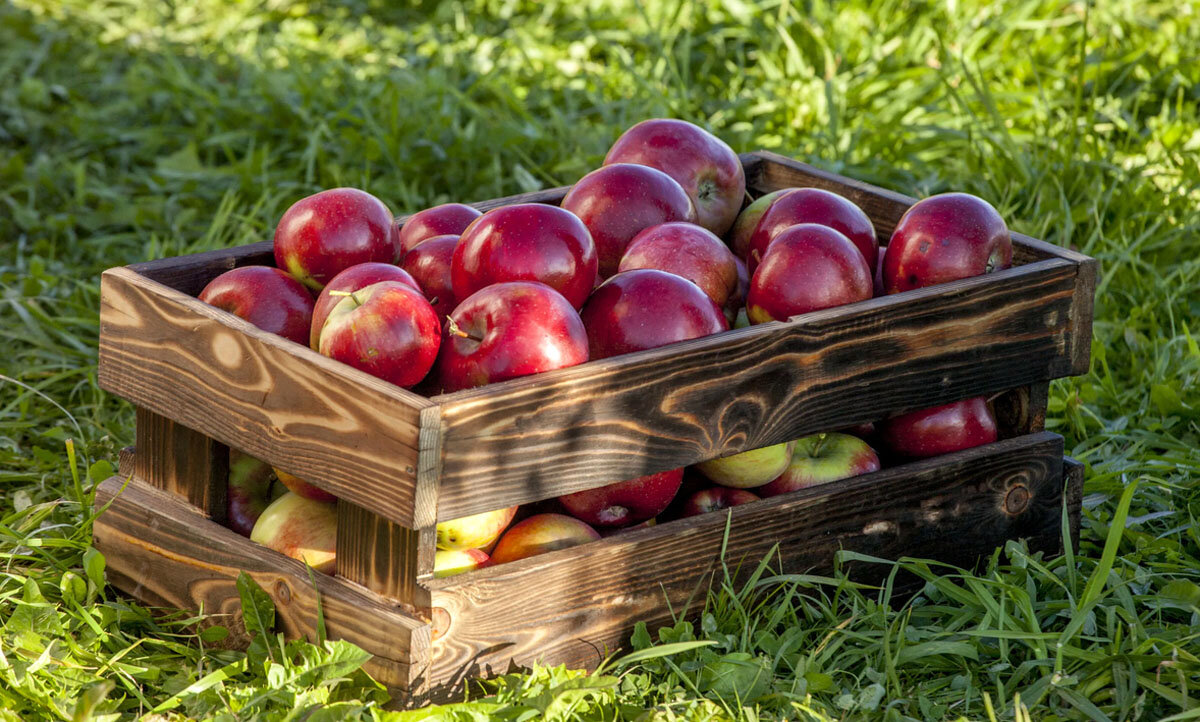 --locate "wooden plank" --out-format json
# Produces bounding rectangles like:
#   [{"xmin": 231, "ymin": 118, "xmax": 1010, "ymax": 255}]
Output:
[
  {"xmin": 337, "ymin": 502, "xmax": 431, "ymax": 610},
  {"xmin": 92, "ymin": 476, "xmax": 430, "ymax": 689},
  {"xmin": 432, "ymin": 260, "xmax": 1078, "ymax": 520},
  {"xmin": 98, "ymin": 266, "xmax": 429, "ymax": 527},
  {"xmin": 993, "ymin": 382, "xmax": 1049, "ymax": 439},
  {"xmin": 426, "ymin": 432, "xmax": 1065, "ymax": 683},
  {"xmin": 134, "ymin": 409, "xmax": 227, "ymax": 518},
  {"xmin": 1064, "ymin": 456, "xmax": 1084, "ymax": 550},
  {"xmin": 1067, "ymin": 256, "xmax": 1098, "ymax": 375}
]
